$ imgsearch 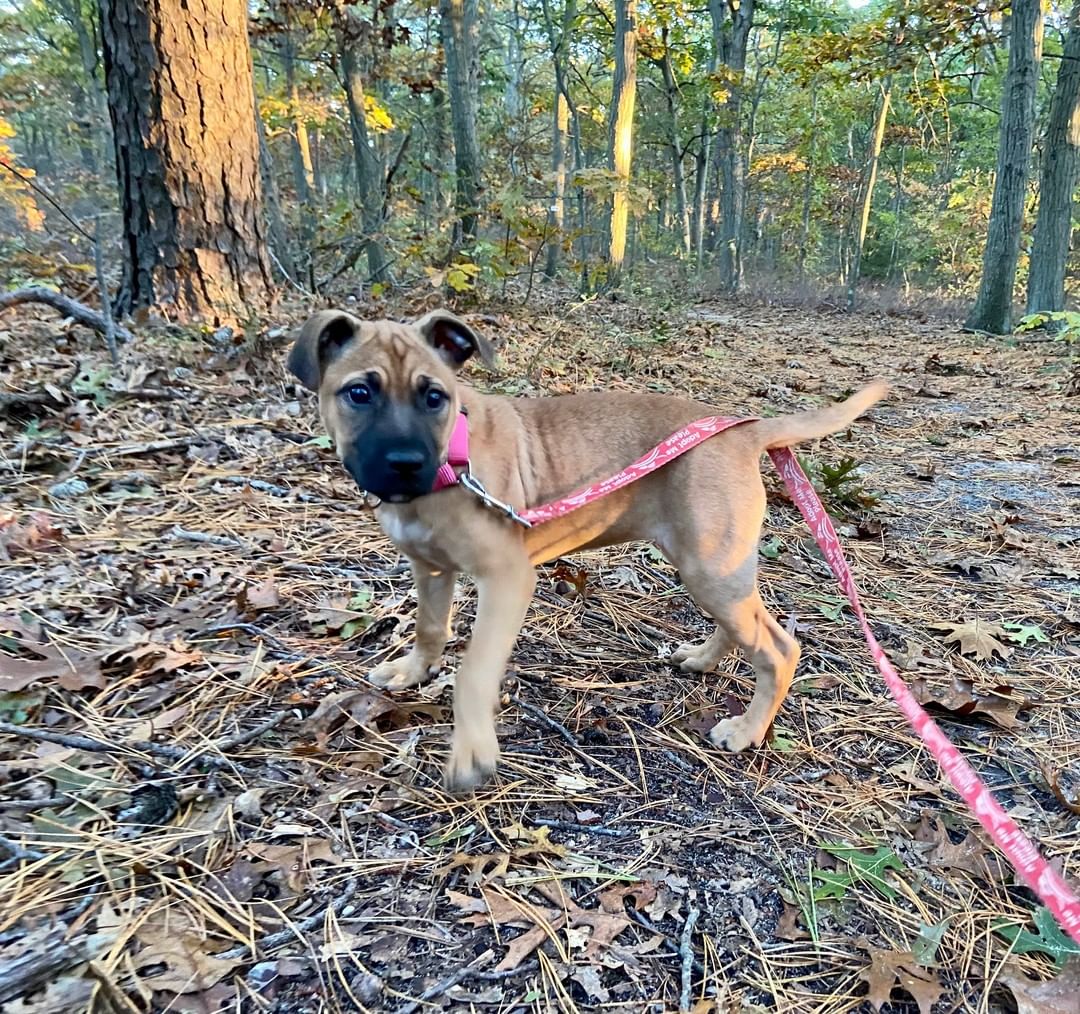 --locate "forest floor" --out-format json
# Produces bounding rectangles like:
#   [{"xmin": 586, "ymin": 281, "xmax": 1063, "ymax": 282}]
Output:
[{"xmin": 1, "ymin": 286, "xmax": 1078, "ymax": 1014}]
